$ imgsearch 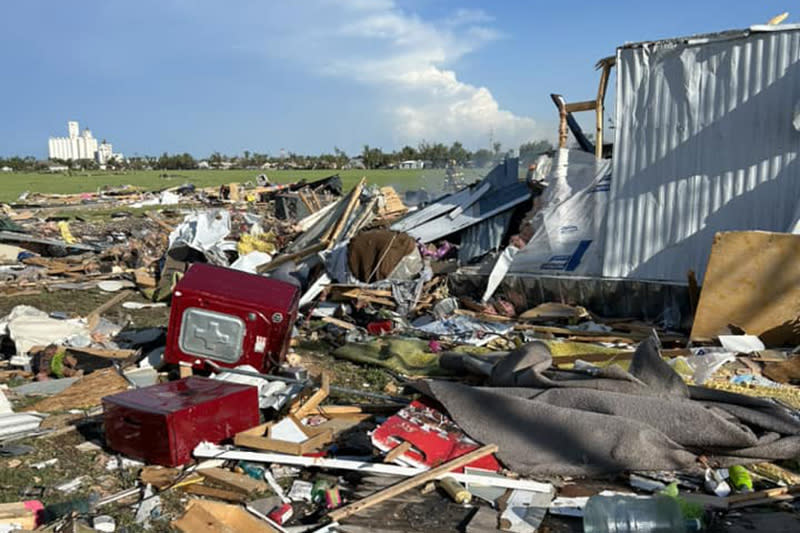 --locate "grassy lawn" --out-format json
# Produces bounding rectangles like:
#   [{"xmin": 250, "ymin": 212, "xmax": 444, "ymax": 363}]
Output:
[{"xmin": 0, "ymin": 168, "xmax": 449, "ymax": 203}]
